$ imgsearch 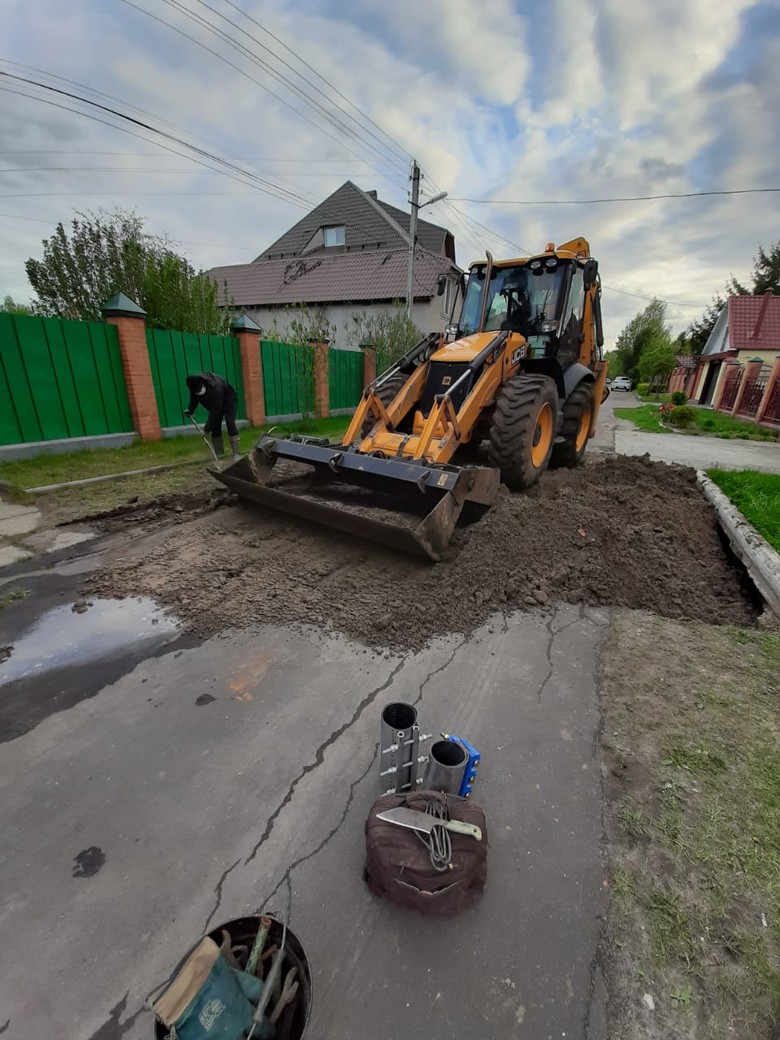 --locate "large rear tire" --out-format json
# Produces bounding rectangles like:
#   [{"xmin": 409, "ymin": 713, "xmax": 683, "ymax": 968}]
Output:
[
  {"xmin": 360, "ymin": 372, "xmax": 408, "ymax": 438},
  {"xmin": 488, "ymin": 373, "xmax": 559, "ymax": 490},
  {"xmin": 549, "ymin": 380, "xmax": 595, "ymax": 469}
]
